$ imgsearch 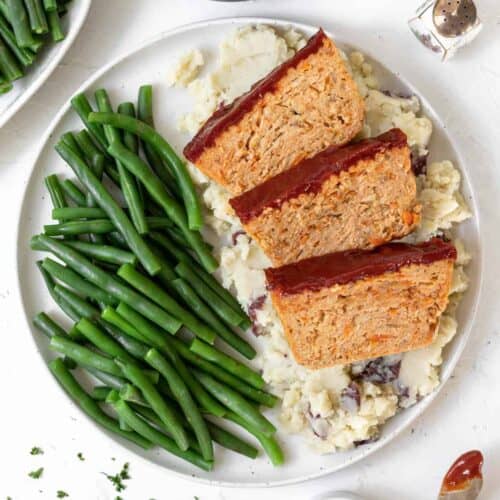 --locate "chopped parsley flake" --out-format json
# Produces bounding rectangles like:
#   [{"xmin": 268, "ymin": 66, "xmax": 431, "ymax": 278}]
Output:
[
  {"xmin": 30, "ymin": 447, "xmax": 44, "ymax": 455},
  {"xmin": 28, "ymin": 467, "xmax": 44, "ymax": 479},
  {"xmin": 104, "ymin": 462, "xmax": 130, "ymax": 492},
  {"xmin": 77, "ymin": 452, "xmax": 85, "ymax": 461},
  {"xmin": 57, "ymin": 491, "xmax": 69, "ymax": 498}
]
